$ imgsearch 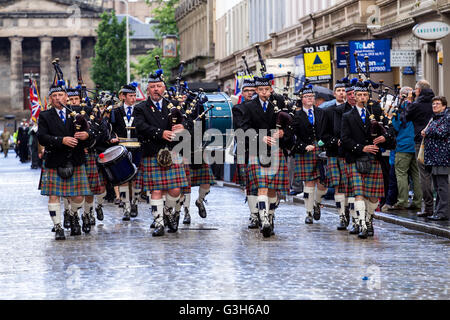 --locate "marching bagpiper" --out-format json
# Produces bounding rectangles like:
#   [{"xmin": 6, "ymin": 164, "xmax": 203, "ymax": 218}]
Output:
[
  {"xmin": 232, "ymin": 78, "xmax": 260, "ymax": 229},
  {"xmin": 38, "ymin": 82, "xmax": 94, "ymax": 240},
  {"xmin": 322, "ymin": 79, "xmax": 352, "ymax": 230},
  {"xmin": 240, "ymin": 75, "xmax": 290, "ymax": 238},
  {"xmin": 134, "ymin": 71, "xmax": 189, "ymax": 237},
  {"xmin": 291, "ymin": 83, "xmax": 328, "ymax": 225},
  {"xmin": 341, "ymin": 81, "xmax": 396, "ymax": 239}
]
